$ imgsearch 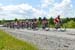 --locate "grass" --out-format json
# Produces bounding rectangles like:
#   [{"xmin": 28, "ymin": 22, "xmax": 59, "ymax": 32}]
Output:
[{"xmin": 0, "ymin": 30, "xmax": 38, "ymax": 50}]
